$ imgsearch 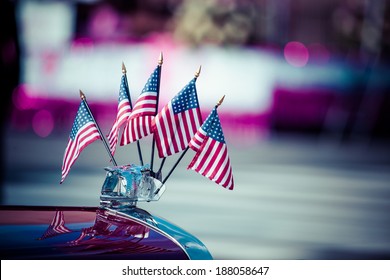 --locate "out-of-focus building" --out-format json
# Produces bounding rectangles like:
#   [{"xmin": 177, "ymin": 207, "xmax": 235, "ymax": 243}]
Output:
[{"xmin": 4, "ymin": 0, "xmax": 390, "ymax": 143}]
